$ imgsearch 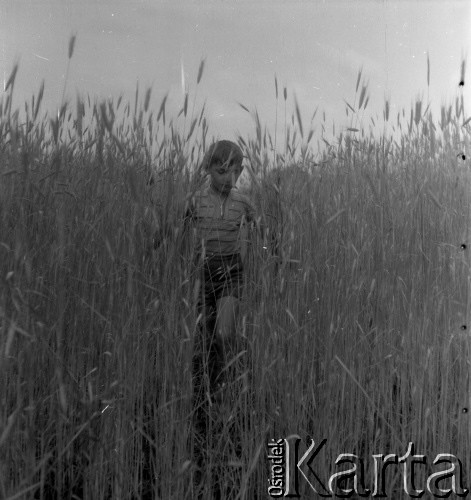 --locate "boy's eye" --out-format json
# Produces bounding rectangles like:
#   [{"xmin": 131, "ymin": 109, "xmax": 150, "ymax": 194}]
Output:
[
  {"xmin": 222, "ymin": 160, "xmax": 236, "ymax": 169},
  {"xmin": 210, "ymin": 158, "xmax": 239, "ymax": 171}
]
